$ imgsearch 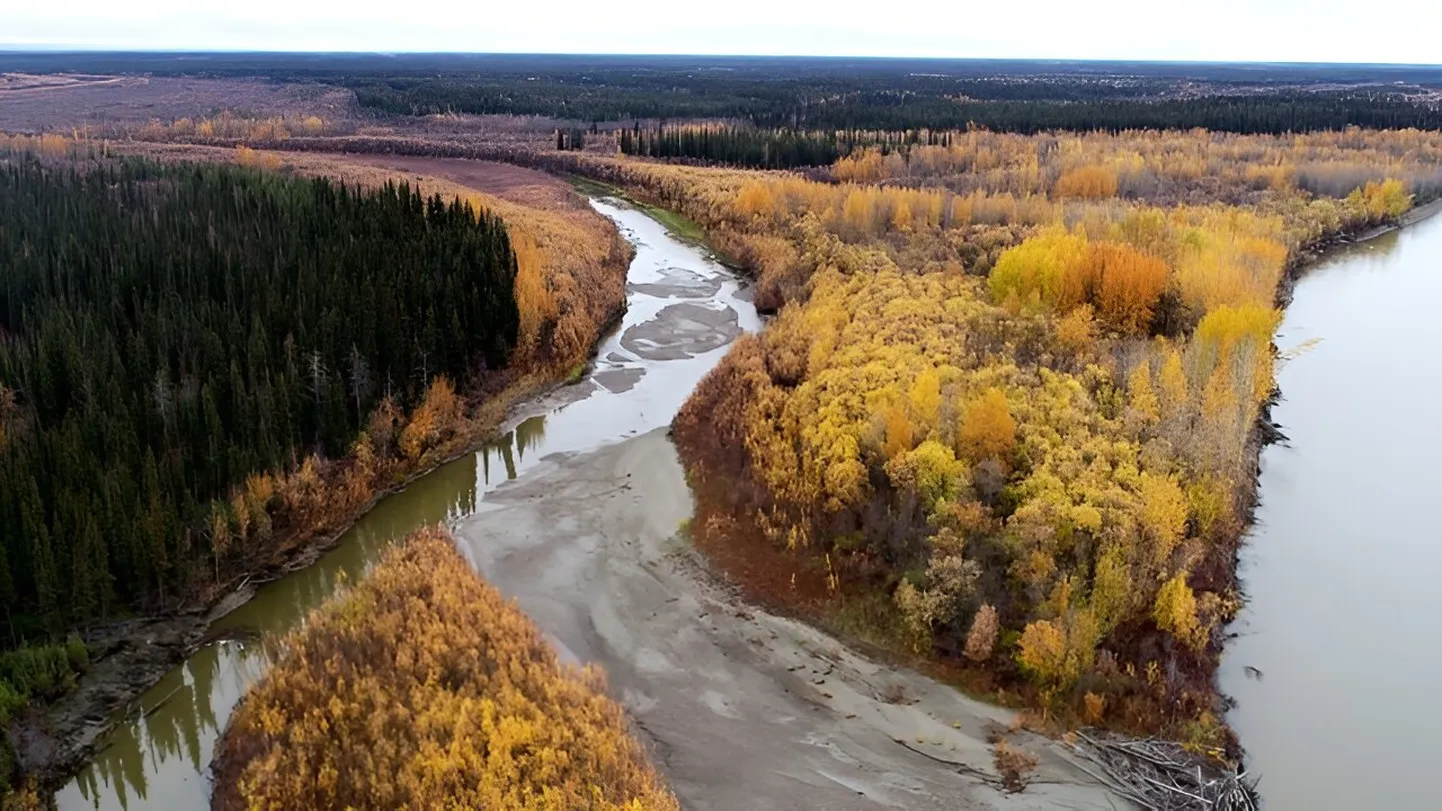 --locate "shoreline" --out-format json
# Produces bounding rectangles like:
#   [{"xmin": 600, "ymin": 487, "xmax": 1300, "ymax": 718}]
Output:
[
  {"xmin": 450, "ymin": 427, "xmax": 1134, "ymax": 810},
  {"xmin": 1217, "ymin": 193, "xmax": 1442, "ymax": 774},
  {"xmin": 16, "ymin": 364, "xmax": 604, "ymax": 791}
]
